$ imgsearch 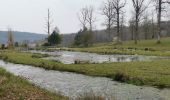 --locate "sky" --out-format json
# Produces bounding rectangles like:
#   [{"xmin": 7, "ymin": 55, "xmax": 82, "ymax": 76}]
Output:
[{"xmin": 0, "ymin": 0, "xmax": 133, "ymax": 34}]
